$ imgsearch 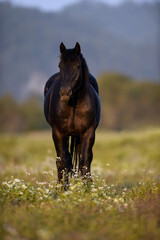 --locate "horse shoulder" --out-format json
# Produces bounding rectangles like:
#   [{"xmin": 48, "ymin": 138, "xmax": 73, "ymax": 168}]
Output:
[
  {"xmin": 44, "ymin": 72, "xmax": 60, "ymax": 97},
  {"xmin": 44, "ymin": 73, "xmax": 61, "ymax": 125}
]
